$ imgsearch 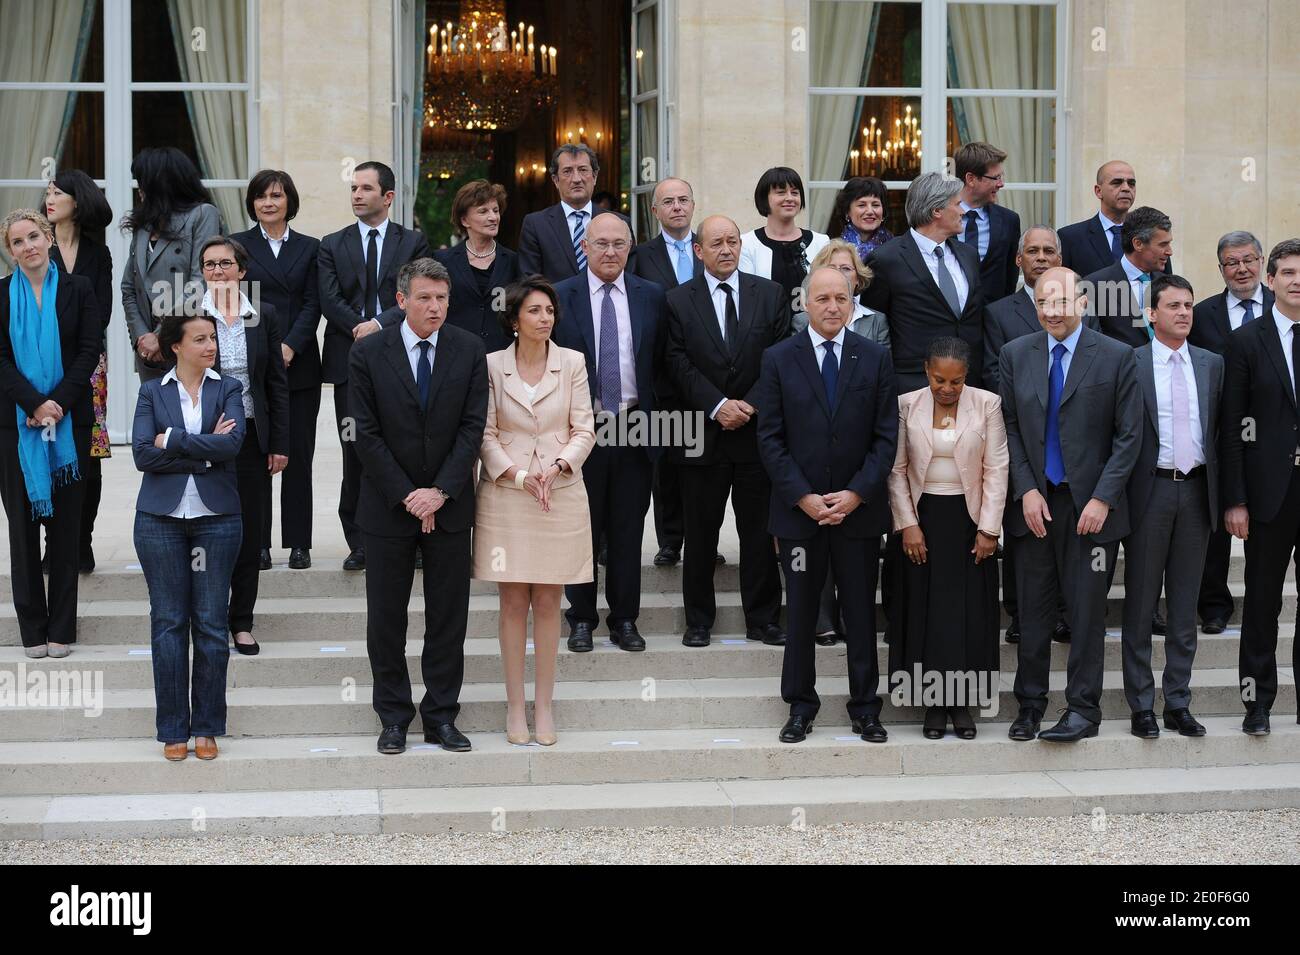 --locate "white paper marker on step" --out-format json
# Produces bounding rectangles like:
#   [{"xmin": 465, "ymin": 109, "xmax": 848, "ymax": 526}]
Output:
[
  {"xmin": 319, "ymin": 646, "xmax": 346, "ymax": 652},
  {"xmin": 712, "ymin": 738, "xmax": 742, "ymax": 743},
  {"xmin": 127, "ymin": 649, "xmax": 151, "ymax": 655},
  {"xmin": 610, "ymin": 740, "xmax": 640, "ymax": 746},
  {"xmin": 833, "ymin": 736, "xmax": 859, "ymax": 741},
  {"xmin": 310, "ymin": 747, "xmax": 338, "ymax": 753},
  {"xmin": 720, "ymin": 639, "xmax": 746, "ymax": 645}
]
